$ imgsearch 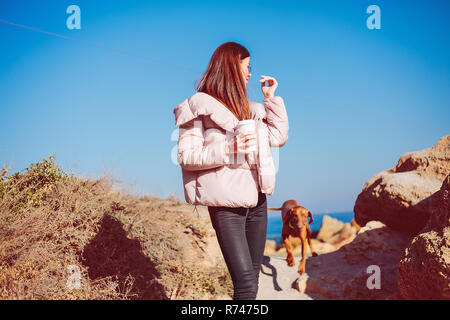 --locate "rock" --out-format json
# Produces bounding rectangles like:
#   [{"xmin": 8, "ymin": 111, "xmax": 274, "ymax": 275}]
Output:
[
  {"xmin": 304, "ymin": 221, "xmax": 413, "ymax": 299},
  {"xmin": 327, "ymin": 223, "xmax": 357, "ymax": 247},
  {"xmin": 314, "ymin": 215, "xmax": 358, "ymax": 250},
  {"xmin": 316, "ymin": 216, "xmax": 345, "ymax": 242},
  {"xmin": 358, "ymin": 220, "xmax": 386, "ymax": 234},
  {"xmin": 354, "ymin": 135, "xmax": 450, "ymax": 234},
  {"xmin": 292, "ymin": 274, "xmax": 309, "ymax": 294},
  {"xmin": 309, "ymin": 239, "xmax": 337, "ymax": 255},
  {"xmin": 398, "ymin": 174, "xmax": 450, "ymax": 299},
  {"xmin": 350, "ymin": 219, "xmax": 361, "ymax": 232}
]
